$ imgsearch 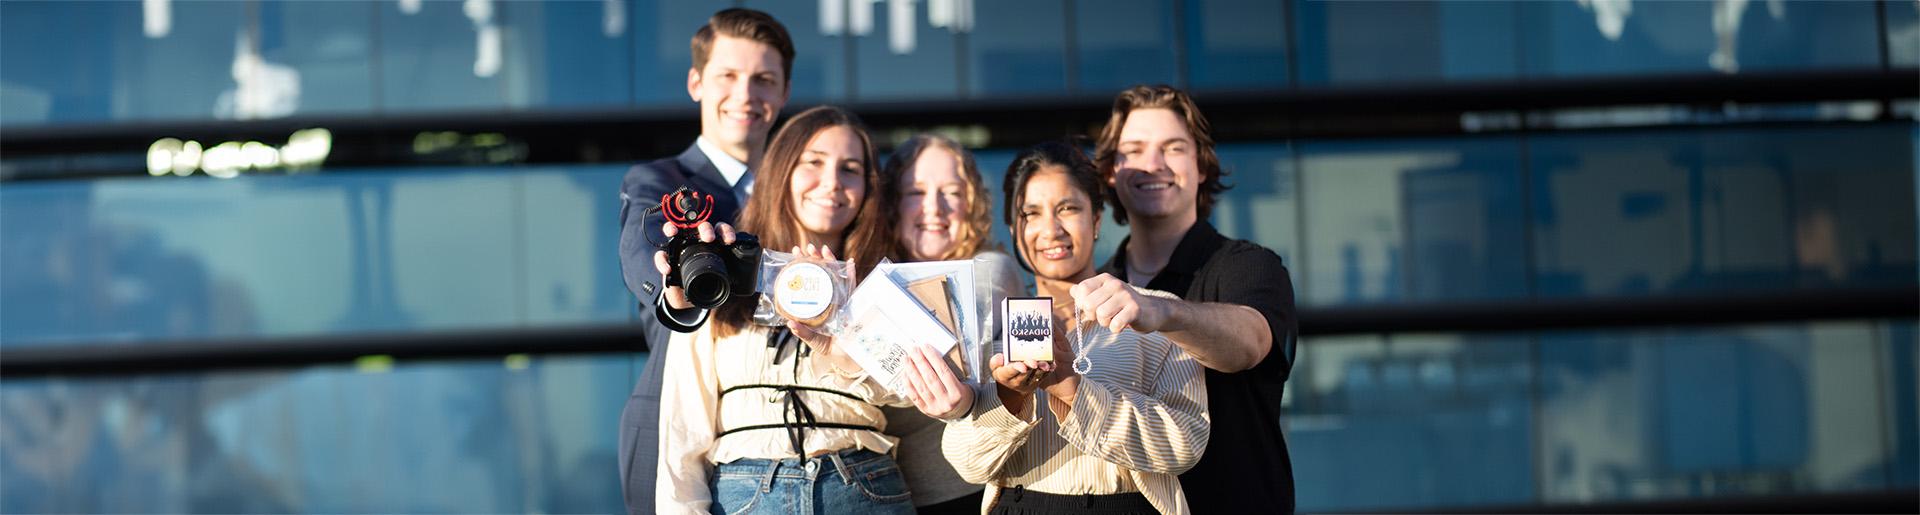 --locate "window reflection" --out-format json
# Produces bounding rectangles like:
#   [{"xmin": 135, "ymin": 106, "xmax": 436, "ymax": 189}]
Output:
[
  {"xmin": 1073, "ymin": 0, "xmax": 1178, "ymax": 92},
  {"xmin": 0, "ymin": 166, "xmax": 631, "ymax": 347},
  {"xmin": 1288, "ymin": 333, "xmax": 1536, "ymax": 511},
  {"xmin": 0, "ymin": 355, "xmax": 633, "ymax": 513},
  {"xmin": 1890, "ymin": 0, "xmax": 1920, "ymax": 68},
  {"xmin": 1293, "ymin": 0, "xmax": 1518, "ymax": 85},
  {"xmin": 968, "ymin": 0, "xmax": 1068, "ymax": 96},
  {"xmin": 1537, "ymin": 321, "xmax": 1912, "ymax": 502},
  {"xmin": 1518, "ymin": 0, "xmax": 1881, "ymax": 77},
  {"xmin": 1296, "ymin": 138, "xmax": 1528, "ymax": 306},
  {"xmin": 852, "ymin": 0, "xmax": 960, "ymax": 99},
  {"xmin": 1528, "ymin": 126, "xmax": 1917, "ymax": 298},
  {"xmin": 1184, "ymin": 0, "xmax": 1289, "ymax": 90}
]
